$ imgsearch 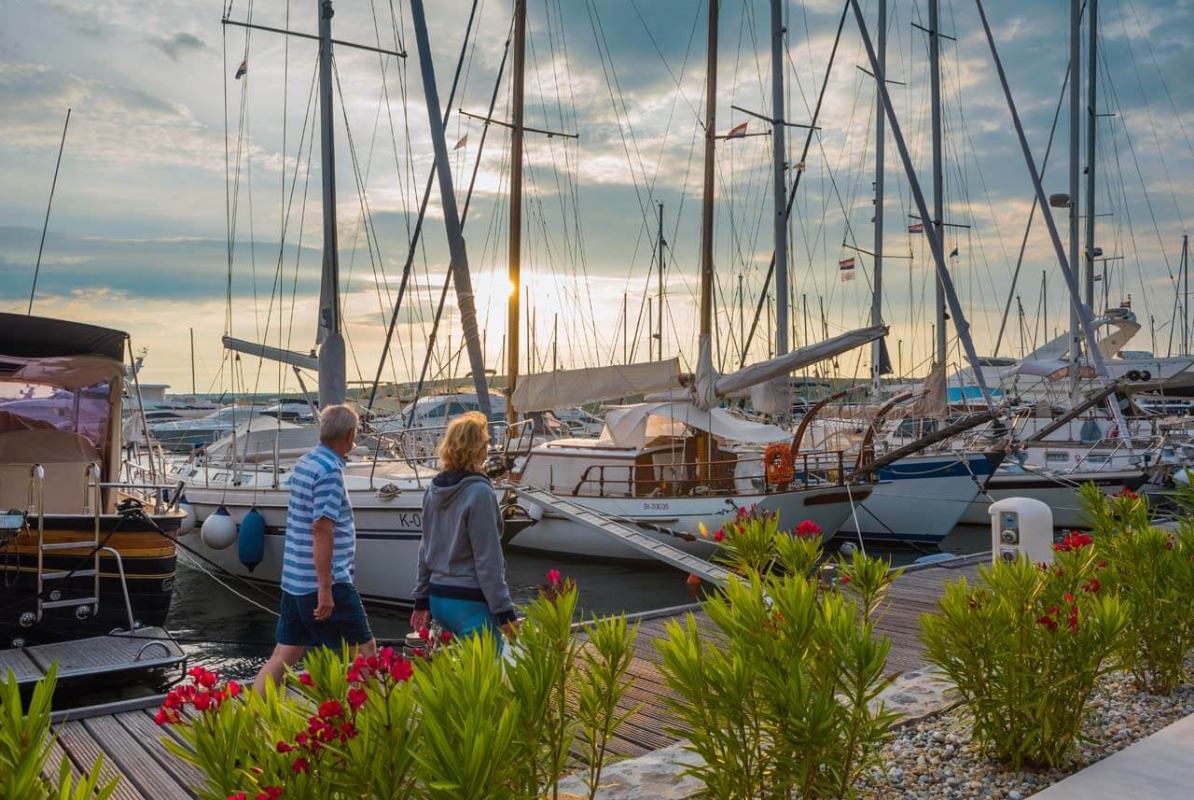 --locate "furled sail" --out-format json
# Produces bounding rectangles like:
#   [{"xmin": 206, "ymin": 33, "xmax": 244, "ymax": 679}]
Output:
[{"xmin": 510, "ymin": 359, "xmax": 683, "ymax": 413}]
